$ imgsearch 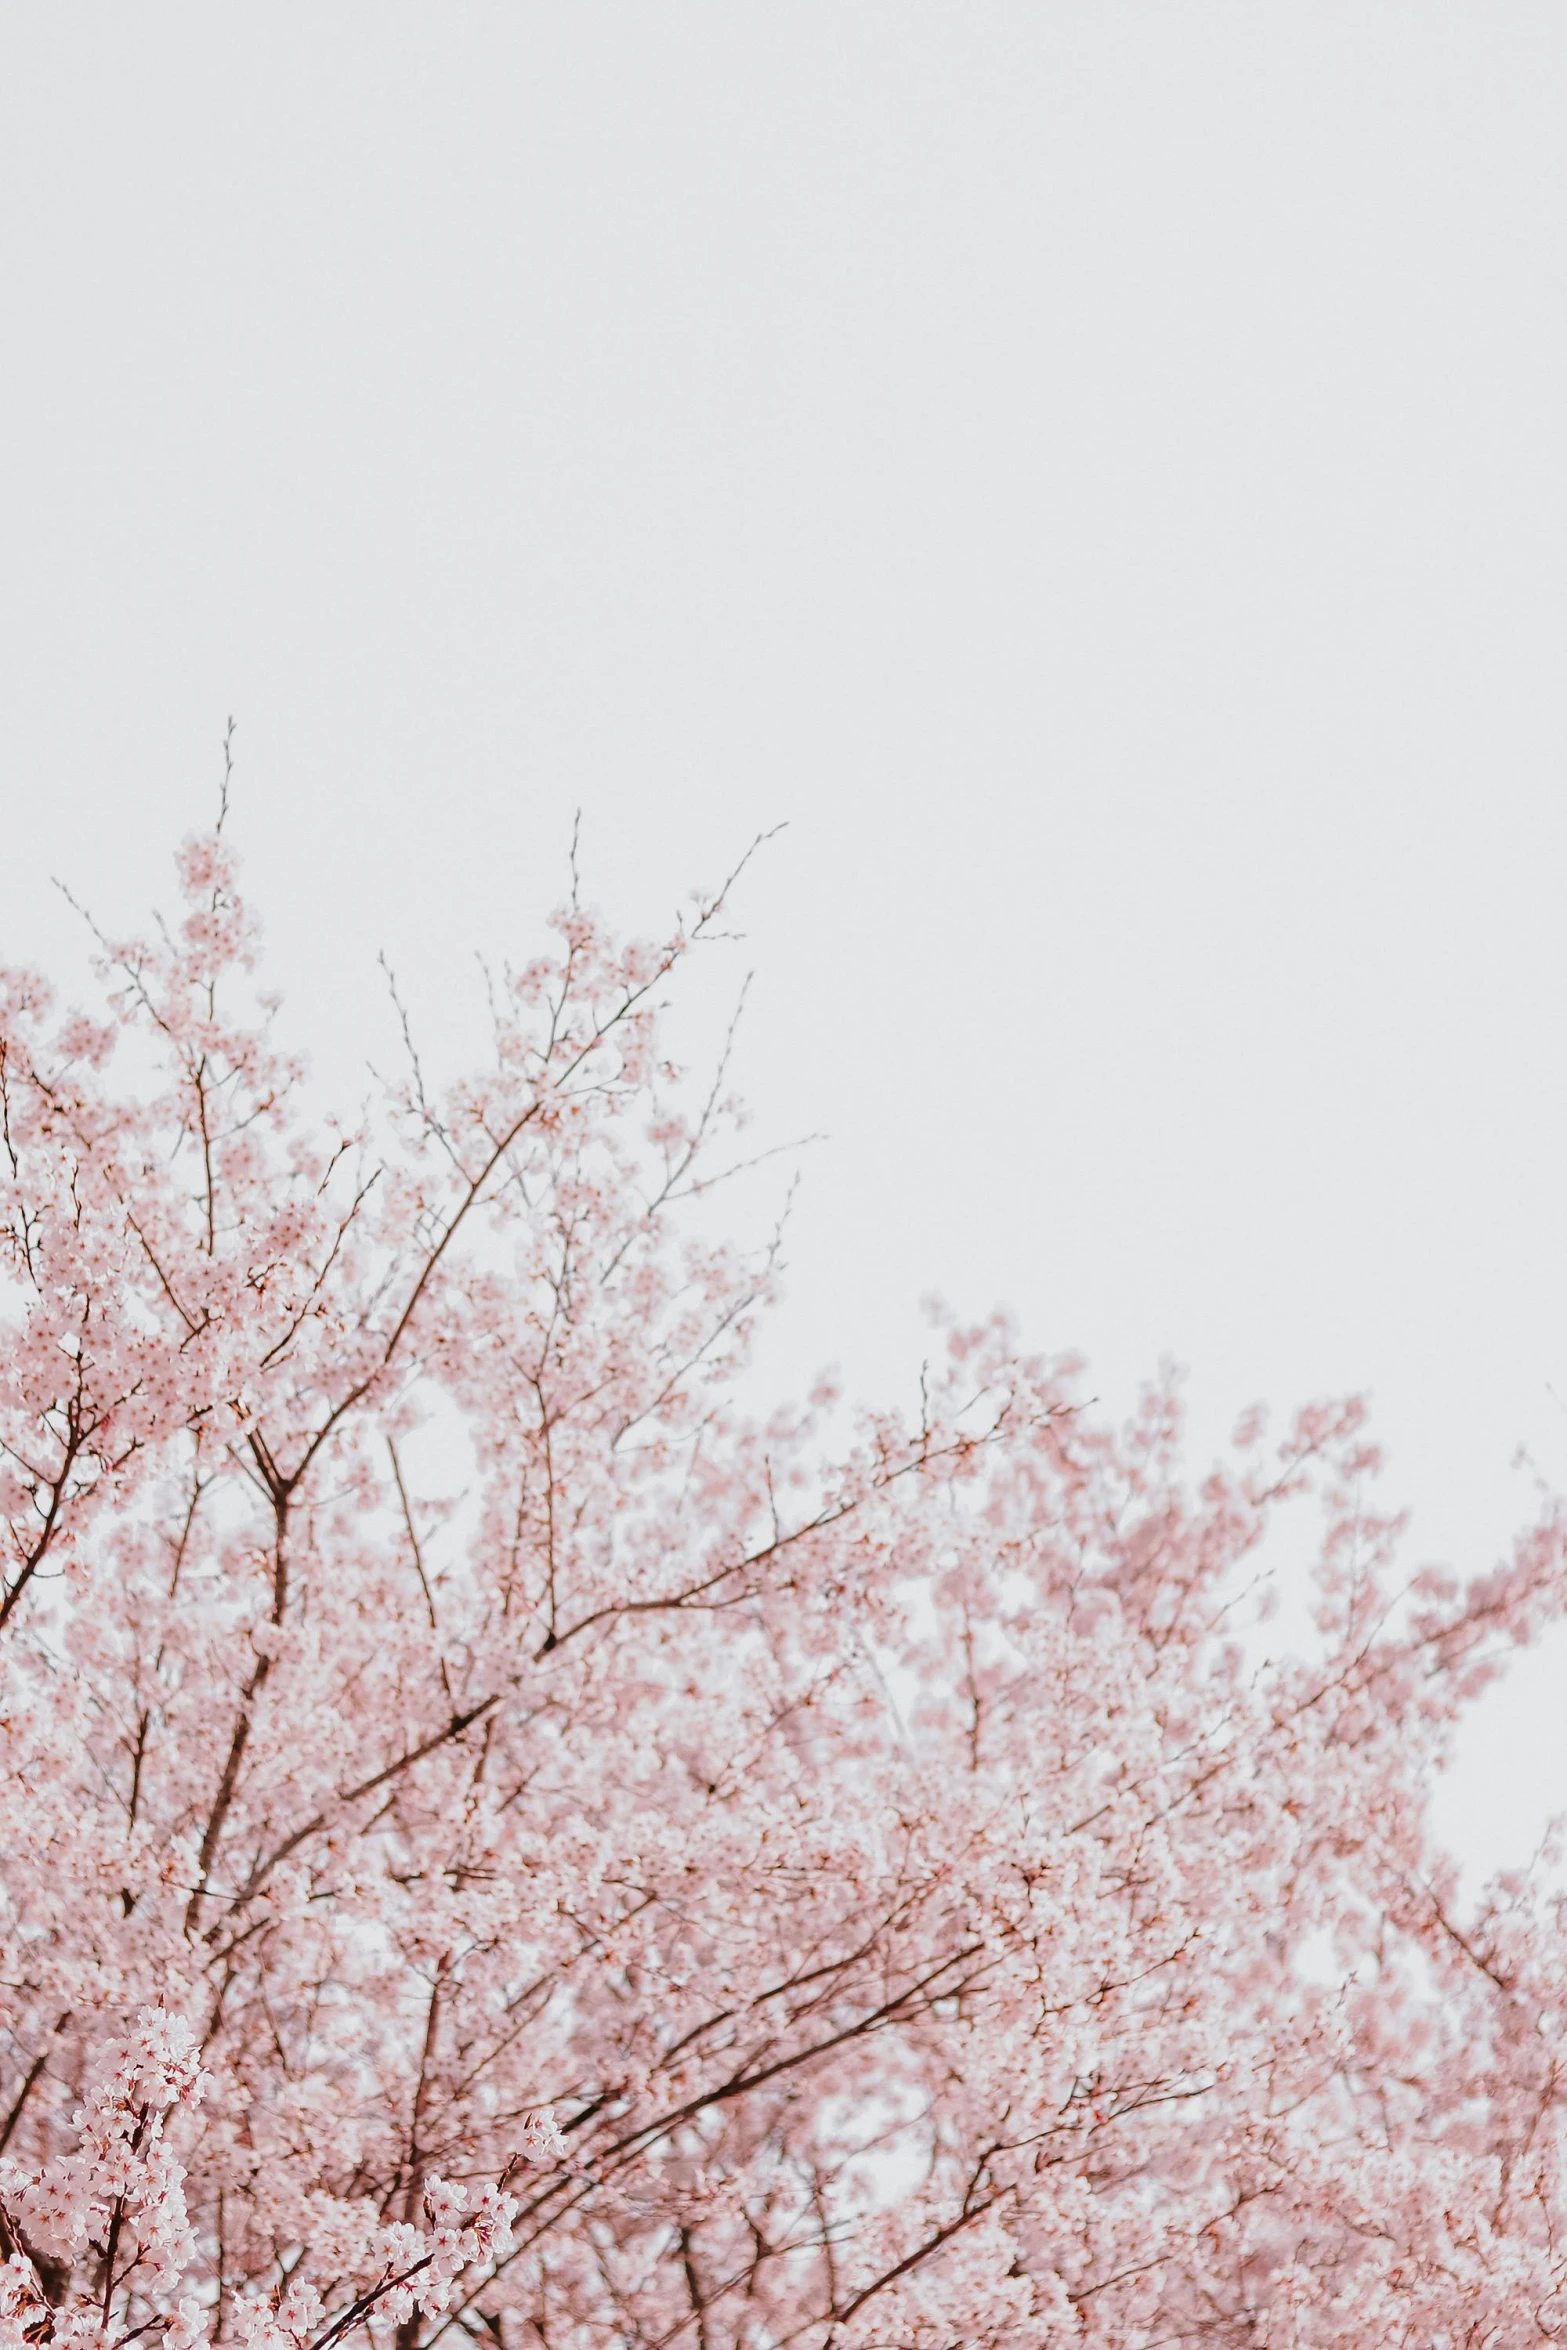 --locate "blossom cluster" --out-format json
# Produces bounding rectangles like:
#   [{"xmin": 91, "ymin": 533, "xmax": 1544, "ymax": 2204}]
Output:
[{"xmin": 1, "ymin": 818, "xmax": 1566, "ymax": 2345}]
